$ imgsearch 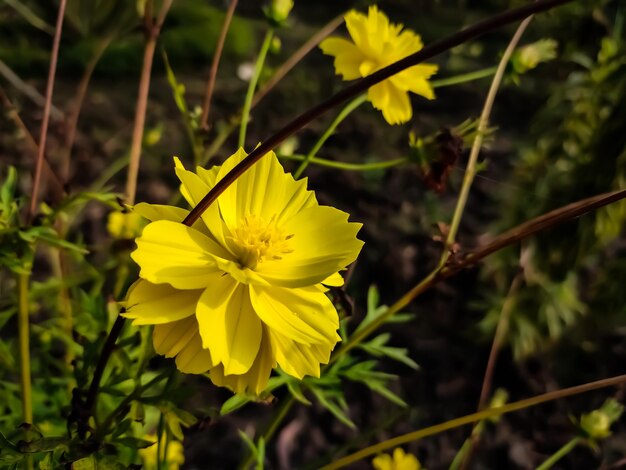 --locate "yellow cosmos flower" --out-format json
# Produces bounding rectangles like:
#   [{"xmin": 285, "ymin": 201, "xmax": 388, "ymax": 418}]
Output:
[
  {"xmin": 319, "ymin": 5, "xmax": 438, "ymax": 125},
  {"xmin": 123, "ymin": 149, "xmax": 363, "ymax": 395},
  {"xmin": 372, "ymin": 447, "xmax": 422, "ymax": 470}
]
